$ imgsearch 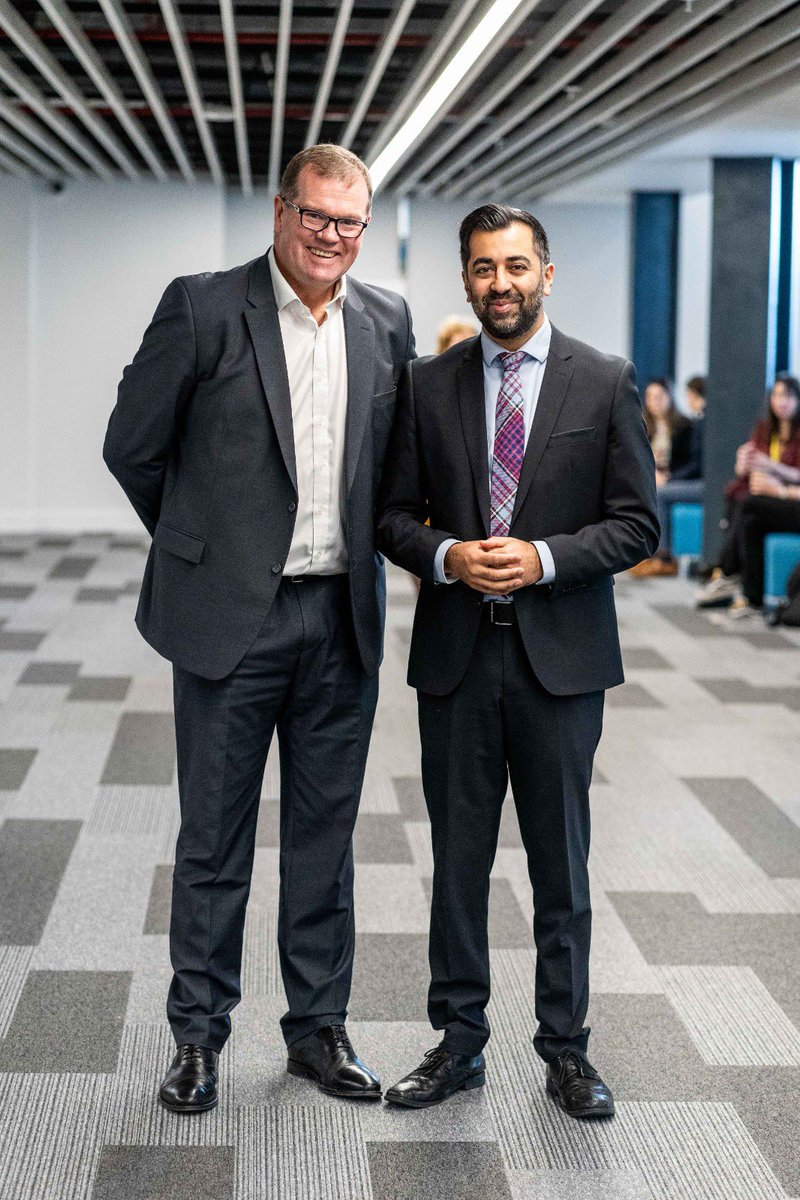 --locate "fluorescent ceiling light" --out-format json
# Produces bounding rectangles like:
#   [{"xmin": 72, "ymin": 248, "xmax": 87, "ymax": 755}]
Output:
[{"xmin": 368, "ymin": 0, "xmax": 529, "ymax": 191}]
